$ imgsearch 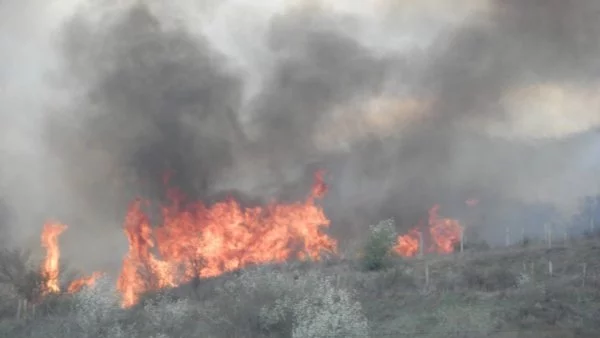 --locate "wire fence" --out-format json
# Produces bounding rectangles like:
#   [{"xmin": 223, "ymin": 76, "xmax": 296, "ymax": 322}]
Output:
[{"xmin": 315, "ymin": 327, "xmax": 586, "ymax": 337}]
